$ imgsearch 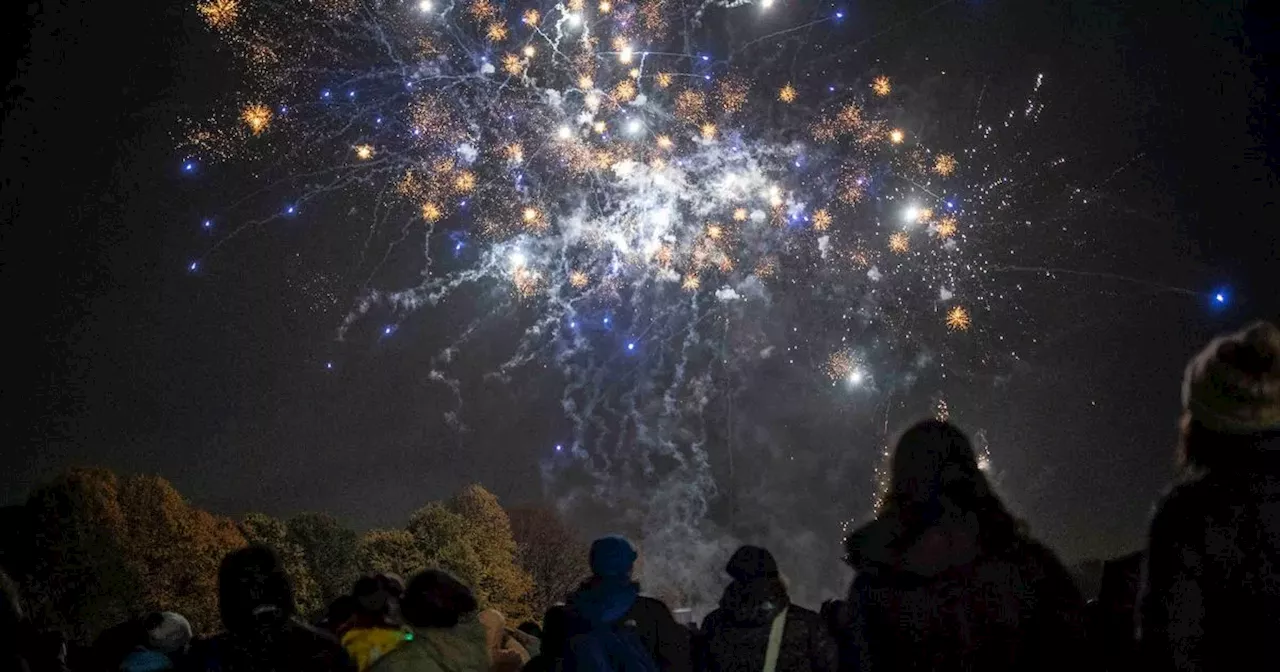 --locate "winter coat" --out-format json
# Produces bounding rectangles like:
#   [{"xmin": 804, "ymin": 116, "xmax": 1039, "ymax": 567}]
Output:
[
  {"xmin": 842, "ymin": 510, "xmax": 1085, "ymax": 672},
  {"xmin": 699, "ymin": 578, "xmax": 836, "ymax": 672},
  {"xmin": 1141, "ymin": 445, "xmax": 1280, "ymax": 671},
  {"xmin": 185, "ymin": 620, "xmax": 355, "ymax": 672},
  {"xmin": 370, "ymin": 618, "xmax": 491, "ymax": 672},
  {"xmin": 565, "ymin": 577, "xmax": 693, "ymax": 672},
  {"xmin": 342, "ymin": 627, "xmax": 412, "ymax": 672}
]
